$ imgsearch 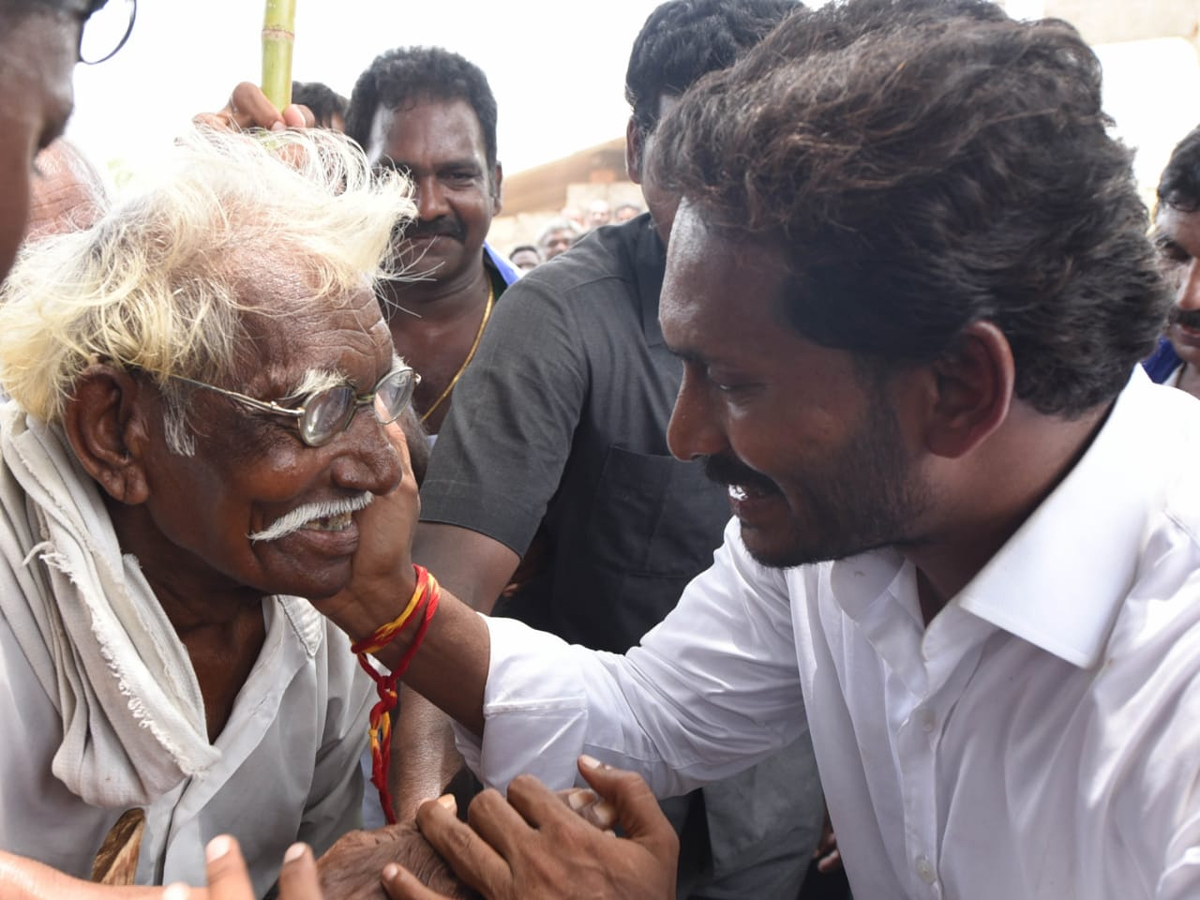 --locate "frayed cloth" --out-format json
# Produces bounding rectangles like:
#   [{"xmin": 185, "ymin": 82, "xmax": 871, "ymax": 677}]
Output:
[{"xmin": 0, "ymin": 402, "xmax": 219, "ymax": 807}]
